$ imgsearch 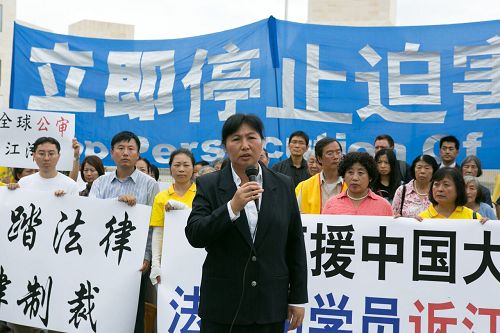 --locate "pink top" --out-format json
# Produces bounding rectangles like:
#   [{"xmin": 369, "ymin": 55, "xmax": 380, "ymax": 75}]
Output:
[
  {"xmin": 322, "ymin": 190, "xmax": 393, "ymax": 216},
  {"xmin": 391, "ymin": 180, "xmax": 431, "ymax": 218}
]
